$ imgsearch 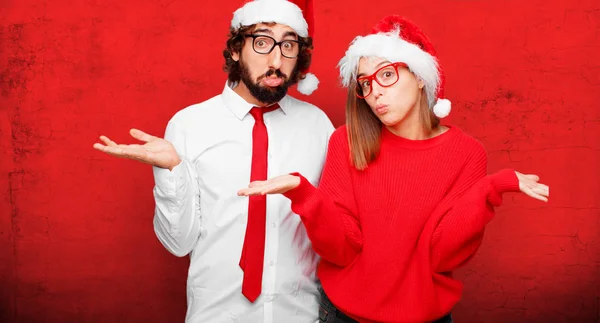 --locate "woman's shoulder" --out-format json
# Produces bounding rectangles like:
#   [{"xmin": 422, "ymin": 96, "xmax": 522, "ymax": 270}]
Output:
[
  {"xmin": 326, "ymin": 125, "xmax": 351, "ymax": 155},
  {"xmin": 445, "ymin": 125, "xmax": 488, "ymax": 160},
  {"xmin": 330, "ymin": 124, "xmax": 349, "ymax": 143},
  {"xmin": 333, "ymin": 124, "xmax": 348, "ymax": 135}
]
